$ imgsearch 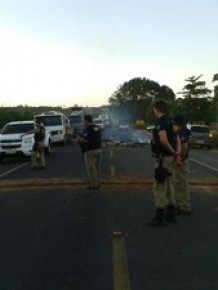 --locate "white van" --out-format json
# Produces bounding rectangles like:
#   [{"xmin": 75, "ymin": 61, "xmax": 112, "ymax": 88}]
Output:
[
  {"xmin": 69, "ymin": 110, "xmax": 84, "ymax": 135},
  {"xmin": 34, "ymin": 111, "xmax": 68, "ymax": 144}
]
